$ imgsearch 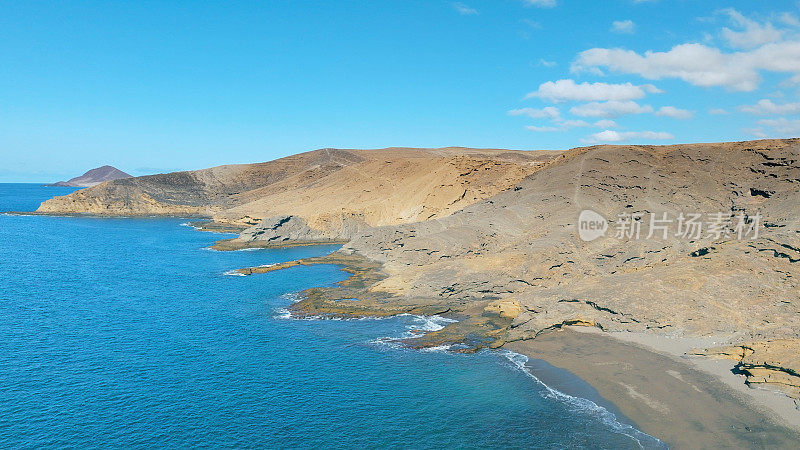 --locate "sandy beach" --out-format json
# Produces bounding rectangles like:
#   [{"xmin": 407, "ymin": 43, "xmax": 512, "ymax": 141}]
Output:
[{"xmin": 506, "ymin": 328, "xmax": 800, "ymax": 449}]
